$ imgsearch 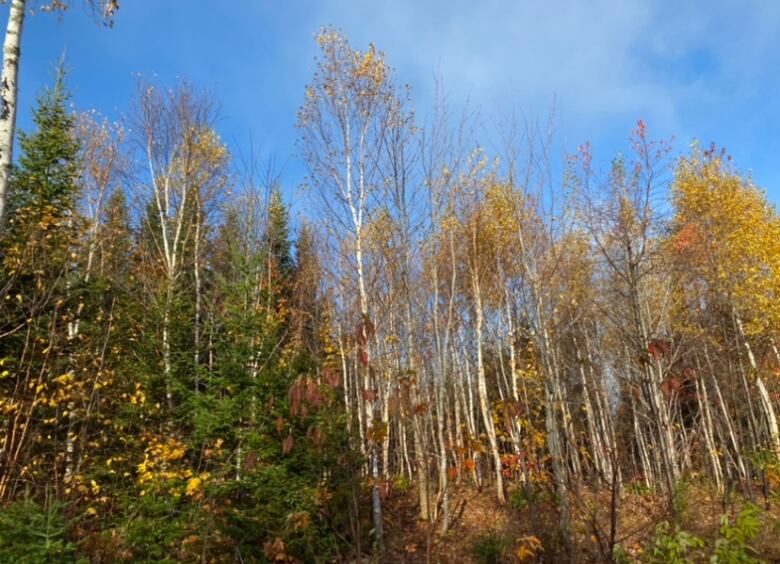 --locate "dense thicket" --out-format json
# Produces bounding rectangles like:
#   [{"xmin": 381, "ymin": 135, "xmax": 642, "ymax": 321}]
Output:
[{"xmin": 1, "ymin": 29, "xmax": 780, "ymax": 563}]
